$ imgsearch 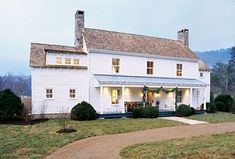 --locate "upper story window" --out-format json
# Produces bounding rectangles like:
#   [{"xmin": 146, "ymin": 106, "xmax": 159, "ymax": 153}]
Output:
[
  {"xmin": 176, "ymin": 90, "xmax": 182, "ymax": 103},
  {"xmin": 112, "ymin": 58, "xmax": 120, "ymax": 73},
  {"xmin": 56, "ymin": 57, "xmax": 62, "ymax": 64},
  {"xmin": 65, "ymin": 58, "xmax": 71, "ymax": 64},
  {"xmin": 111, "ymin": 89, "xmax": 119, "ymax": 104},
  {"xmin": 69, "ymin": 89, "xmax": 76, "ymax": 99},
  {"xmin": 200, "ymin": 72, "xmax": 203, "ymax": 77},
  {"xmin": 46, "ymin": 89, "xmax": 53, "ymax": 99},
  {"xmin": 147, "ymin": 61, "xmax": 154, "ymax": 75},
  {"xmin": 74, "ymin": 58, "xmax": 79, "ymax": 65},
  {"xmin": 176, "ymin": 64, "xmax": 182, "ymax": 76}
]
